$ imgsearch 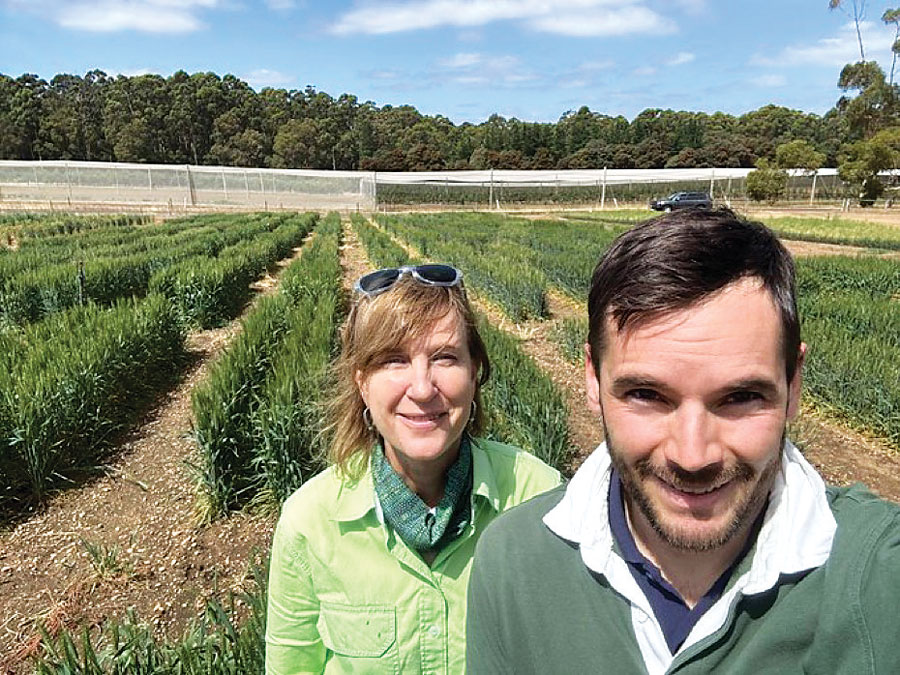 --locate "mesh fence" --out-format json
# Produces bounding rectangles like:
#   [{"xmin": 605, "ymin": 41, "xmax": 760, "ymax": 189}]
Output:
[
  {"xmin": 0, "ymin": 161, "xmax": 377, "ymax": 211},
  {"xmin": 0, "ymin": 161, "xmax": 847, "ymax": 212}
]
